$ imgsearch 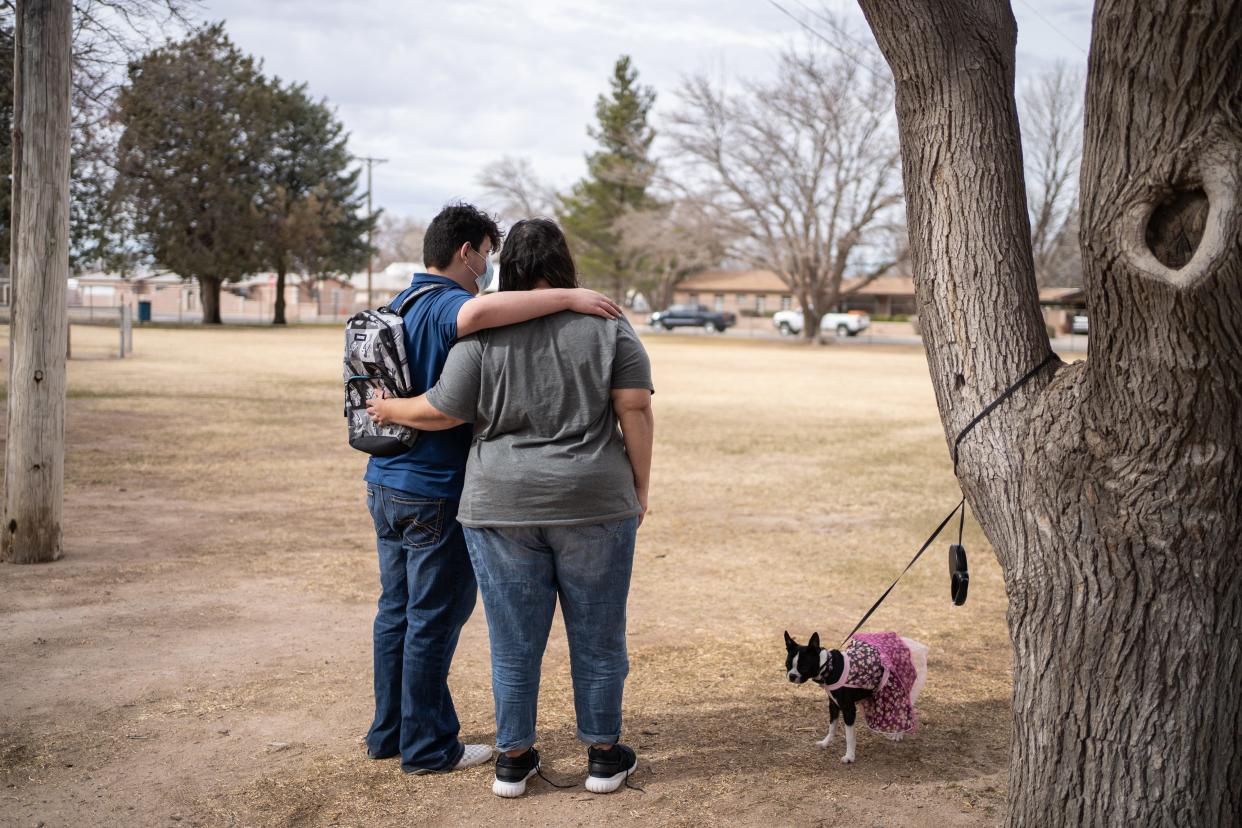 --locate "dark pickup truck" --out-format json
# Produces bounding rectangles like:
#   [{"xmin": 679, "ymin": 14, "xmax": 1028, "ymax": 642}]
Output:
[{"xmin": 648, "ymin": 303, "xmax": 737, "ymax": 333}]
